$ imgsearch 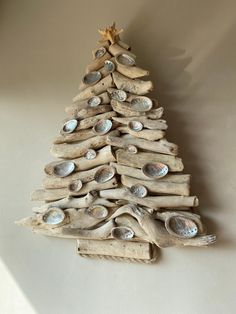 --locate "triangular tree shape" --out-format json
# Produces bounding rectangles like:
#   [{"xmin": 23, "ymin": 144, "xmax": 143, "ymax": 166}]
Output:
[{"xmin": 17, "ymin": 24, "xmax": 216, "ymax": 263}]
